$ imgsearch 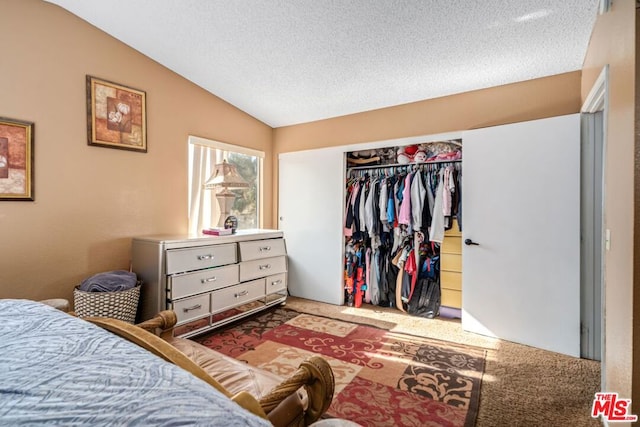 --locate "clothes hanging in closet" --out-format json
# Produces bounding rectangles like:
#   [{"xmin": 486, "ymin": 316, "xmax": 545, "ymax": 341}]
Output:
[{"xmin": 343, "ymin": 162, "xmax": 461, "ymax": 316}]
